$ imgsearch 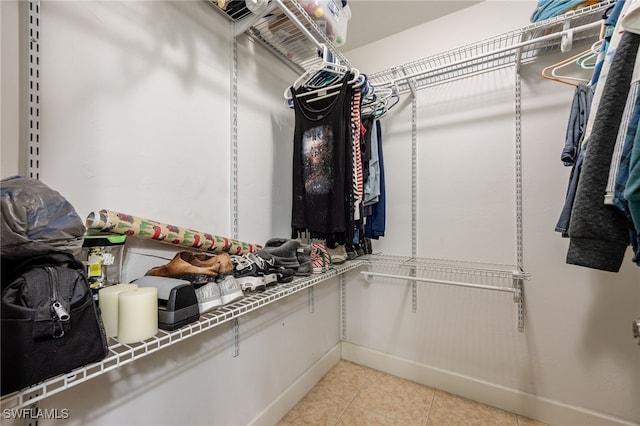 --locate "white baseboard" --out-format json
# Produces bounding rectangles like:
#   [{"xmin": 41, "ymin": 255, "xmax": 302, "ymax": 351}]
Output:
[
  {"xmin": 248, "ymin": 342, "xmax": 342, "ymax": 426},
  {"xmin": 341, "ymin": 342, "xmax": 638, "ymax": 426}
]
